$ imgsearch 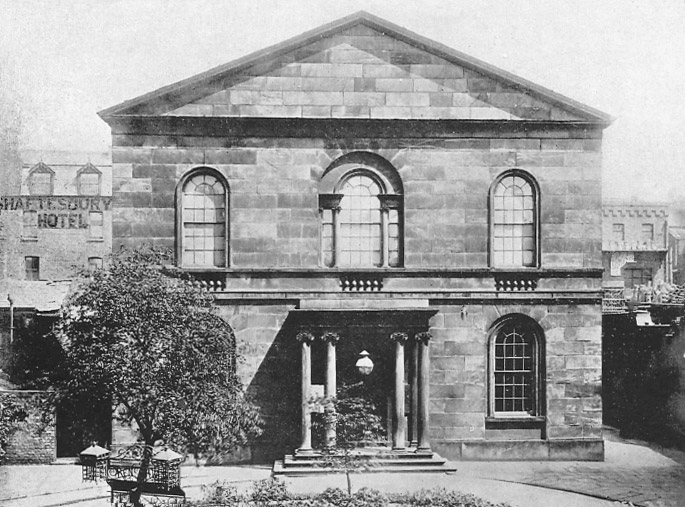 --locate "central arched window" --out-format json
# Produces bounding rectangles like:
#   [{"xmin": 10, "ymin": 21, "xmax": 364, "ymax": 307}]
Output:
[
  {"xmin": 338, "ymin": 174, "xmax": 383, "ymax": 267},
  {"xmin": 489, "ymin": 315, "xmax": 544, "ymax": 418},
  {"xmin": 319, "ymin": 153, "xmax": 403, "ymax": 268},
  {"xmin": 178, "ymin": 169, "xmax": 228, "ymax": 268},
  {"xmin": 490, "ymin": 170, "xmax": 539, "ymax": 268}
]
